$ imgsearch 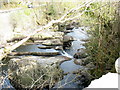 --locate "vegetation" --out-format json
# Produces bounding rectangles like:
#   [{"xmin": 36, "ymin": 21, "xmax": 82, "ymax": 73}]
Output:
[
  {"xmin": 82, "ymin": 2, "xmax": 120, "ymax": 79},
  {"xmin": 9, "ymin": 64, "xmax": 63, "ymax": 89},
  {"xmin": 0, "ymin": 0, "xmax": 120, "ymax": 89}
]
